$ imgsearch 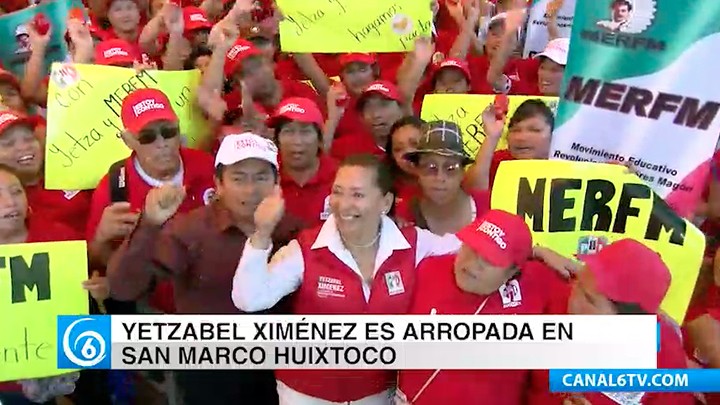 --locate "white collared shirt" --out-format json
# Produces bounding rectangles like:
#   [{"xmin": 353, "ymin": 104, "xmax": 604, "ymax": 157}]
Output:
[{"xmin": 231, "ymin": 214, "xmax": 461, "ymax": 312}]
